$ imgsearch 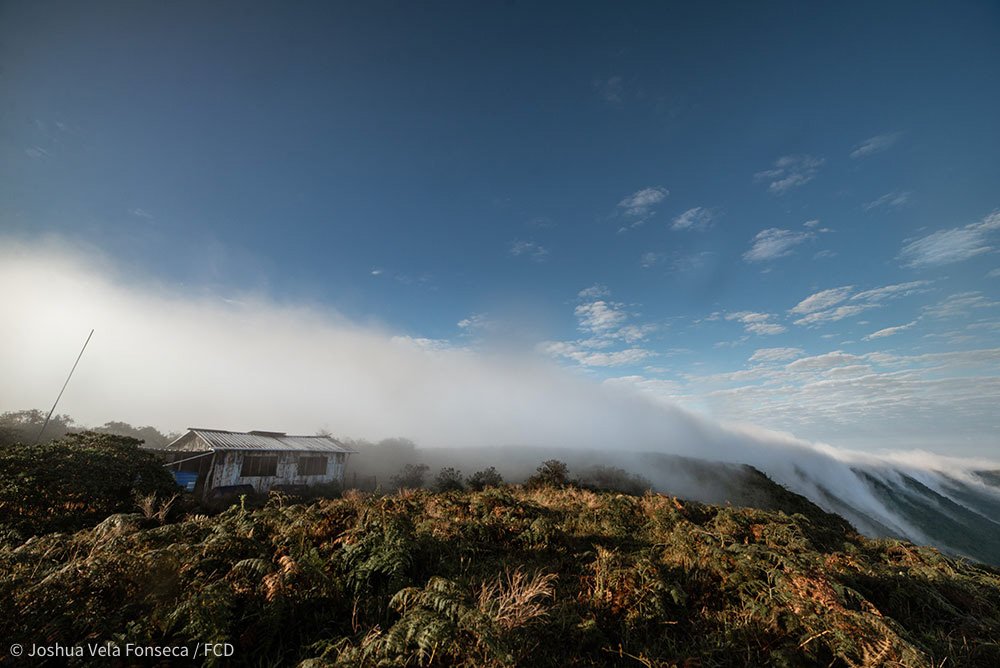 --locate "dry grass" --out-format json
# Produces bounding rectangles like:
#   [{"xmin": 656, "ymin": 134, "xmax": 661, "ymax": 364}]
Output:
[
  {"xmin": 478, "ymin": 567, "xmax": 557, "ymax": 631},
  {"xmin": 2, "ymin": 484, "xmax": 999, "ymax": 667}
]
